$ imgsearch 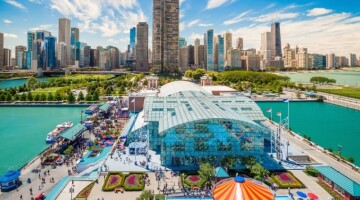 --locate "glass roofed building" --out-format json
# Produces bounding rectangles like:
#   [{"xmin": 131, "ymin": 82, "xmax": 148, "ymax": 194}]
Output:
[{"xmin": 129, "ymin": 81, "xmax": 273, "ymax": 169}]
